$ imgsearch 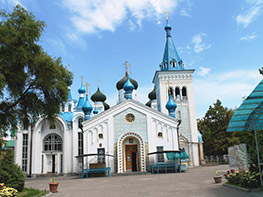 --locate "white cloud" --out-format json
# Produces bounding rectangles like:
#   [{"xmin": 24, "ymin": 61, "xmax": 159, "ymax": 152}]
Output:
[
  {"xmin": 198, "ymin": 67, "xmax": 211, "ymax": 76},
  {"xmin": 194, "ymin": 69, "xmax": 262, "ymax": 118},
  {"xmin": 236, "ymin": 0, "xmax": 263, "ymax": 27},
  {"xmin": 180, "ymin": 9, "xmax": 190, "ymax": 17},
  {"xmin": 191, "ymin": 33, "xmax": 211, "ymax": 53},
  {"xmin": 179, "ymin": 0, "xmax": 192, "ymax": 17},
  {"xmin": 63, "ymin": 0, "xmax": 178, "ymax": 34},
  {"xmin": 240, "ymin": 32, "xmax": 259, "ymax": 41}
]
